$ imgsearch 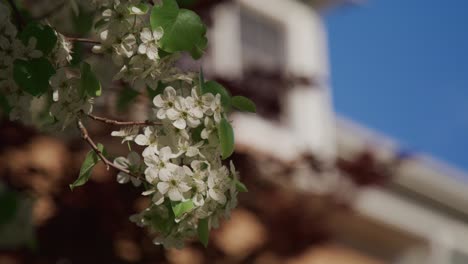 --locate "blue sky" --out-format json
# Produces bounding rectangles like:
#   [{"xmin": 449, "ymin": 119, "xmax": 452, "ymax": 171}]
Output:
[{"xmin": 325, "ymin": 0, "xmax": 468, "ymax": 172}]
